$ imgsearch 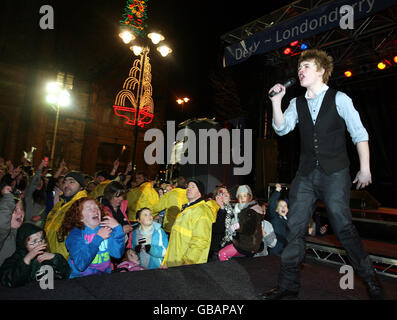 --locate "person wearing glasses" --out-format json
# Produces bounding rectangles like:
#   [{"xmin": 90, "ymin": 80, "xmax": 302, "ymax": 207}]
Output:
[{"xmin": 0, "ymin": 223, "xmax": 70, "ymax": 287}]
